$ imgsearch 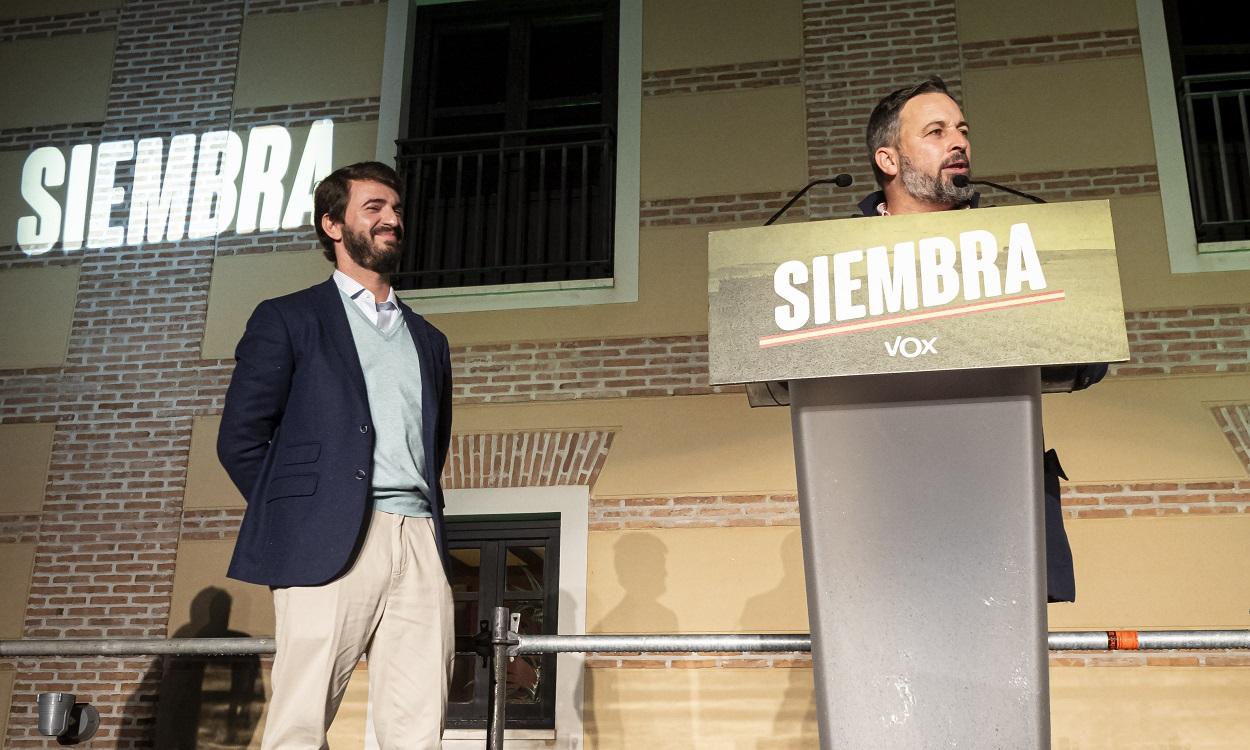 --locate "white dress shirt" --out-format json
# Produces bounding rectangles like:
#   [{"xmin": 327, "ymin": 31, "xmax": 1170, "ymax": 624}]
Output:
[{"xmin": 332, "ymin": 269, "xmax": 399, "ymax": 330}]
